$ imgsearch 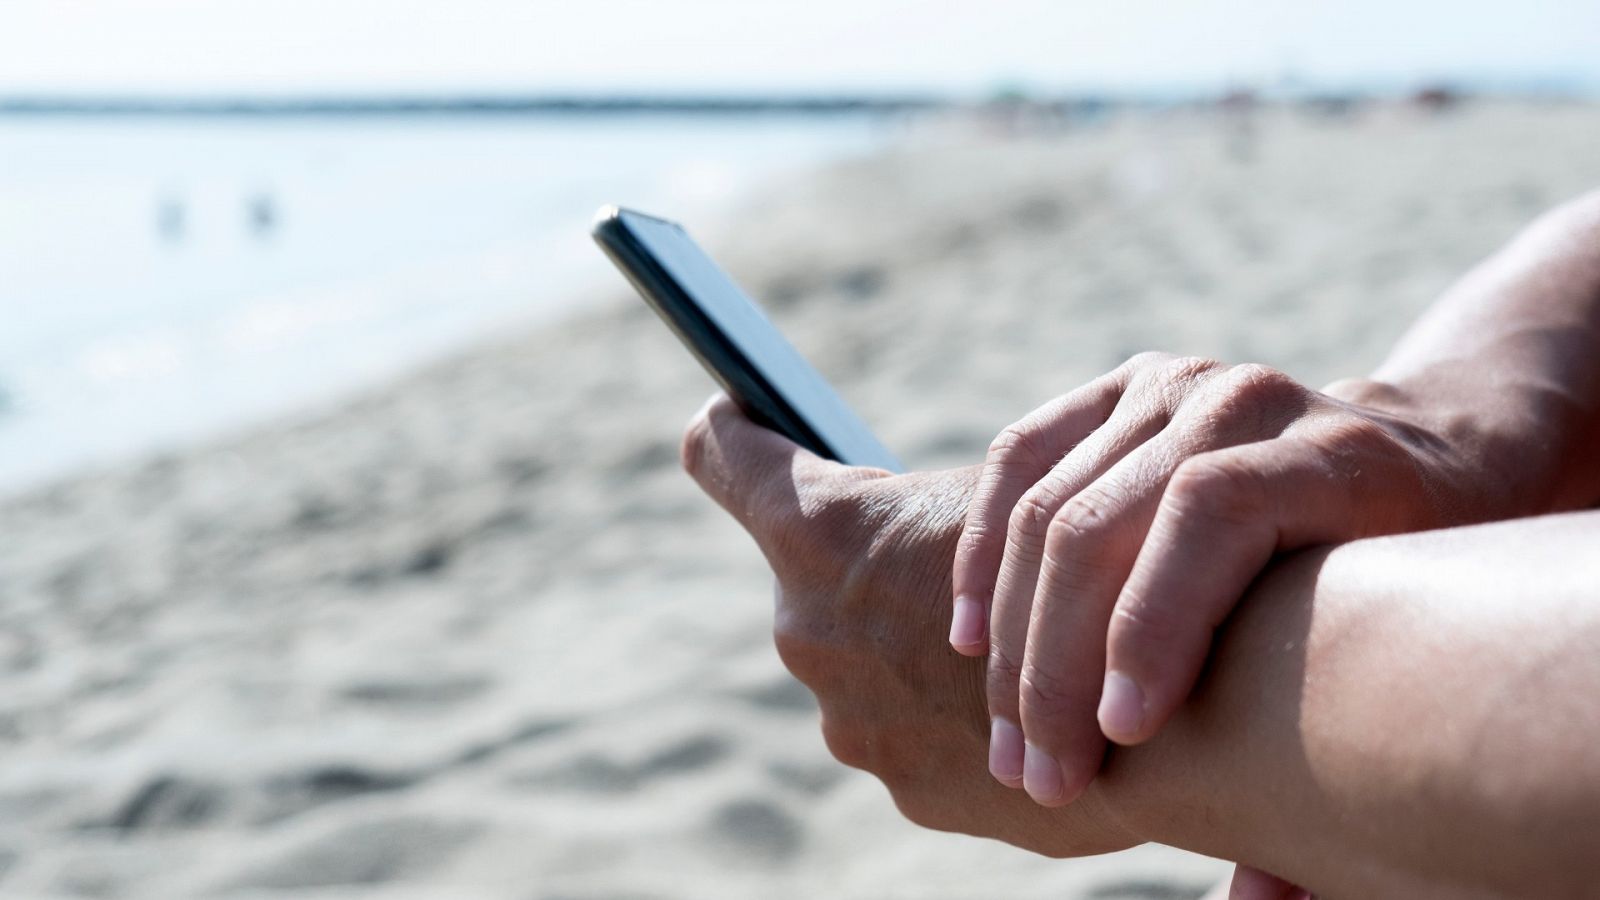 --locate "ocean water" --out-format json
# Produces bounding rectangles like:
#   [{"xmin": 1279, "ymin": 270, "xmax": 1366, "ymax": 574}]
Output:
[{"xmin": 0, "ymin": 114, "xmax": 889, "ymax": 490}]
